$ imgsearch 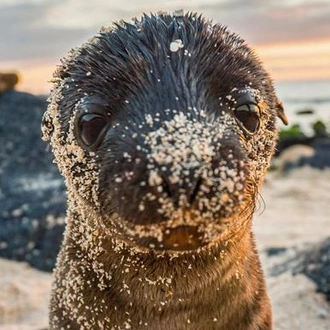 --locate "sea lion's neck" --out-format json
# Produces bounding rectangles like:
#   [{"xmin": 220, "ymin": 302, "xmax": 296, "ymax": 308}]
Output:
[{"xmin": 57, "ymin": 202, "xmax": 269, "ymax": 329}]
